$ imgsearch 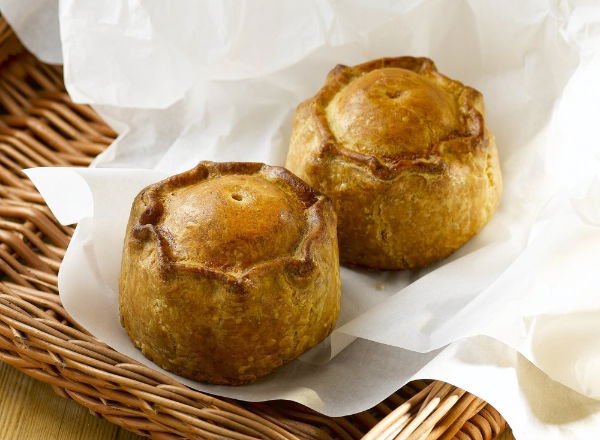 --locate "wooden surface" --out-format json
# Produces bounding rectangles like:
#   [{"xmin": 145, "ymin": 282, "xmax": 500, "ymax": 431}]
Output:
[{"xmin": 0, "ymin": 361, "xmax": 143, "ymax": 440}]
